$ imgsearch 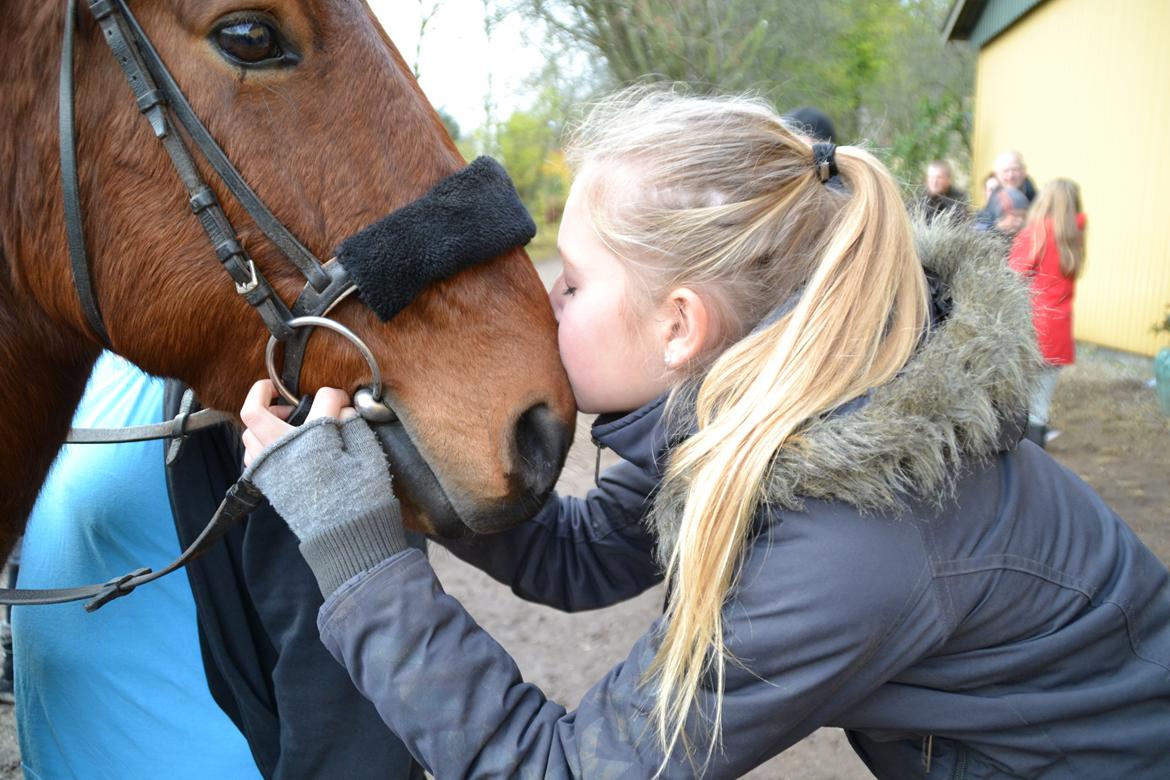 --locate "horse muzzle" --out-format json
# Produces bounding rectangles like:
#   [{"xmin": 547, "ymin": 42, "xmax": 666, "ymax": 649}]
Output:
[{"xmin": 370, "ymin": 402, "xmax": 571, "ymax": 538}]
